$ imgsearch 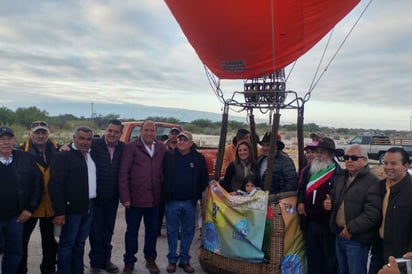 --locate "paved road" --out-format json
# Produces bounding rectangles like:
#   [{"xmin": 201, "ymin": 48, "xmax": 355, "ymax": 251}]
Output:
[{"xmin": 20, "ymin": 206, "xmax": 208, "ymax": 274}]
